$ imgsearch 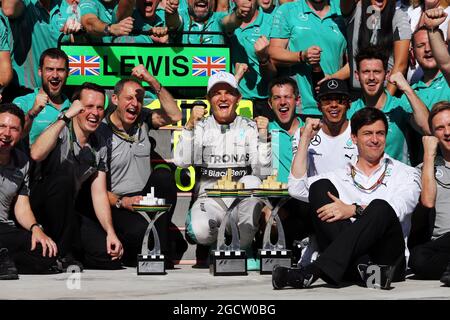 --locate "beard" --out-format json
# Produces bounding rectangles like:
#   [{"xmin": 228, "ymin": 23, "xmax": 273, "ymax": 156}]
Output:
[{"xmin": 42, "ymin": 81, "xmax": 61, "ymax": 101}]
